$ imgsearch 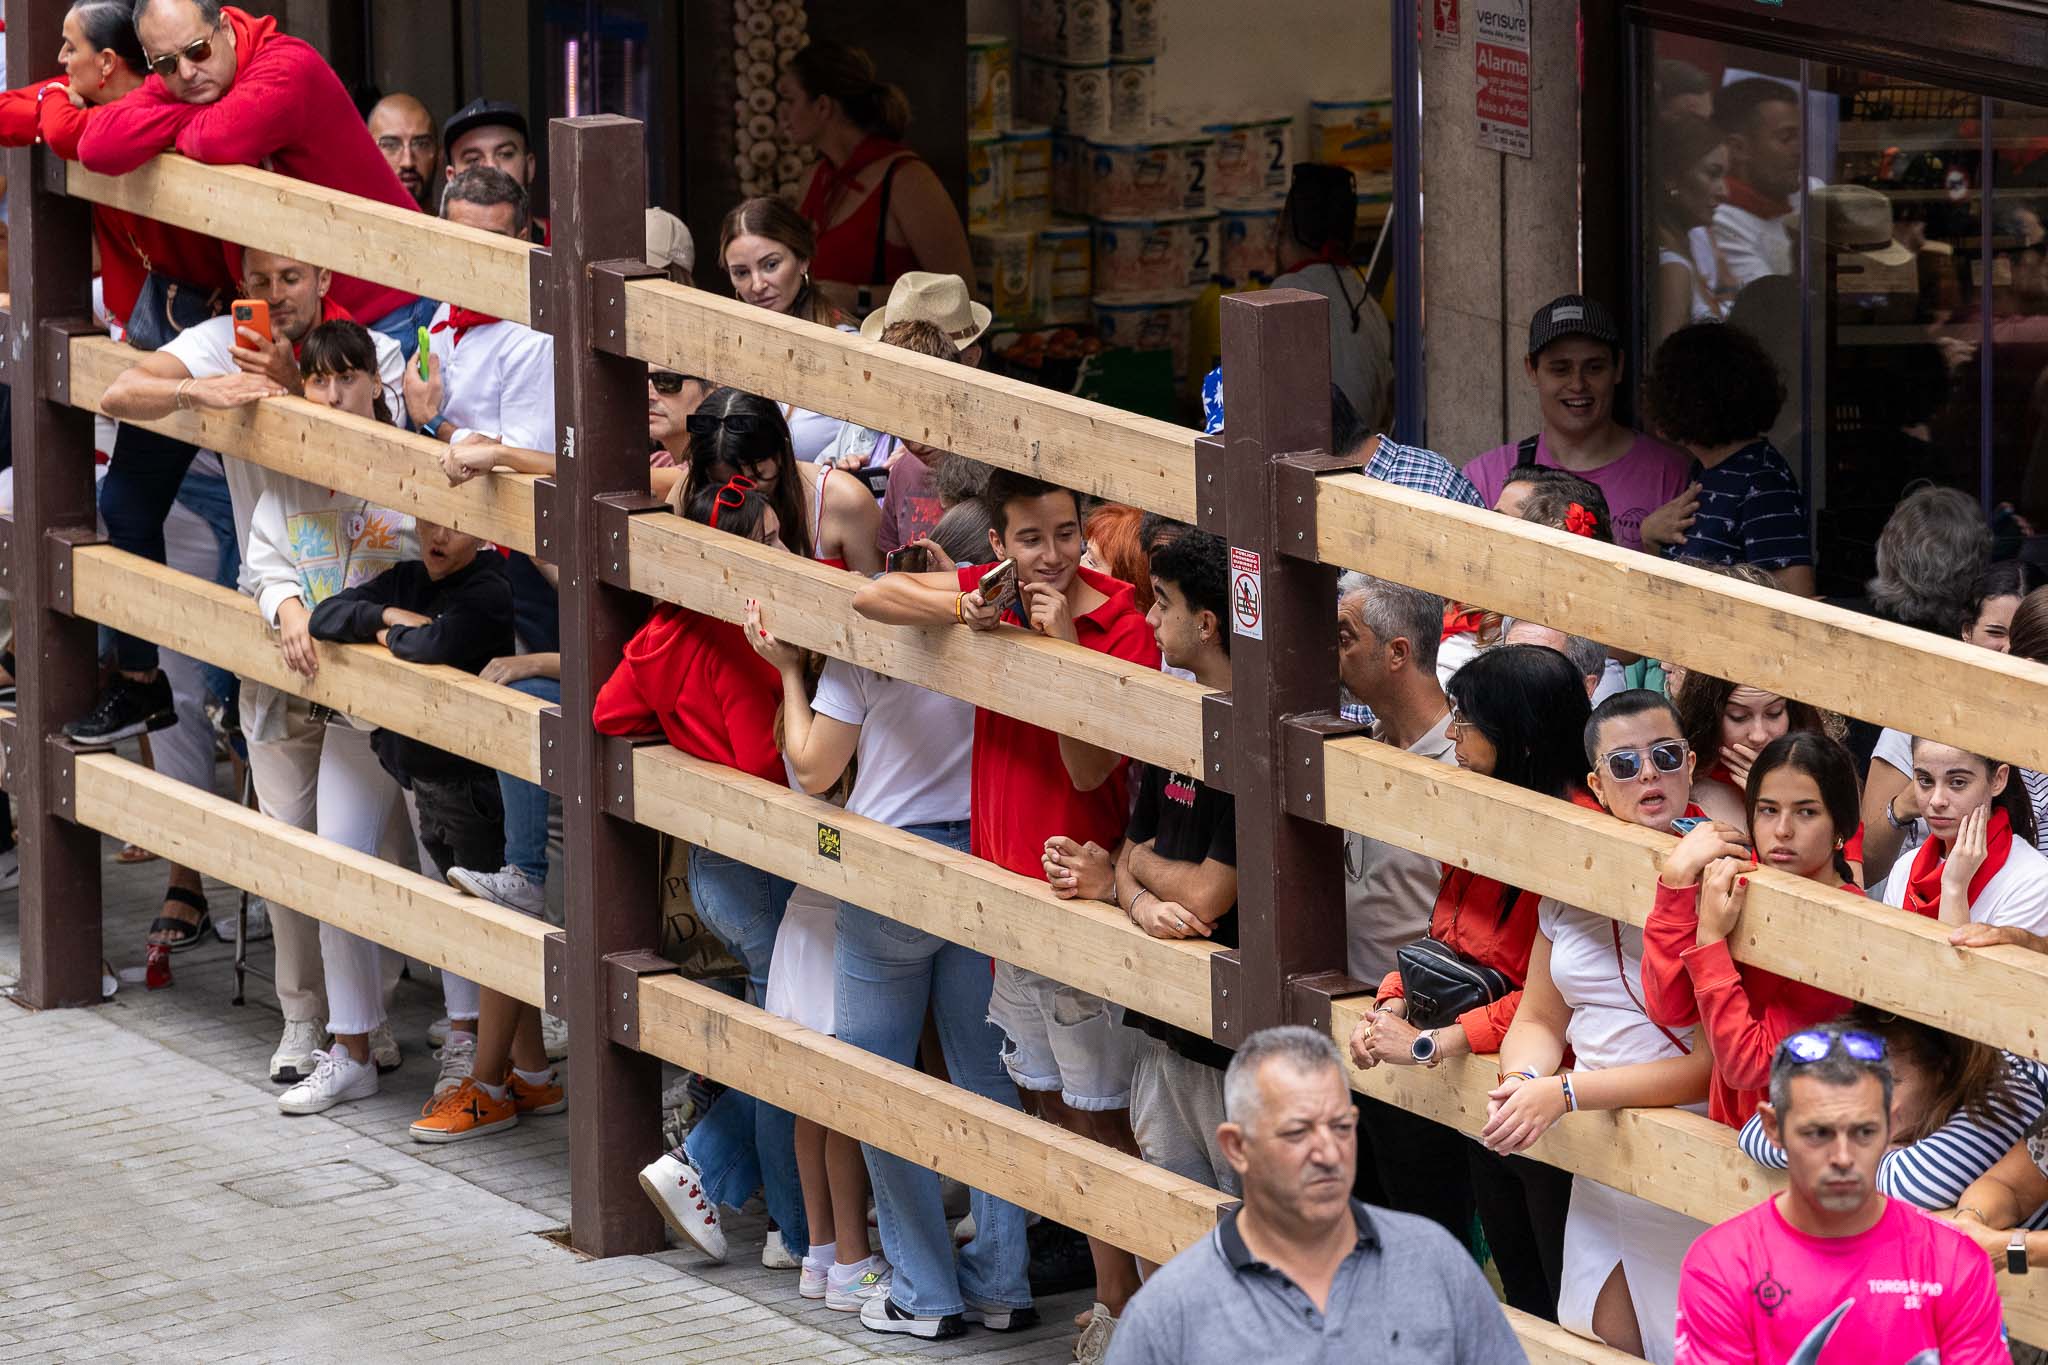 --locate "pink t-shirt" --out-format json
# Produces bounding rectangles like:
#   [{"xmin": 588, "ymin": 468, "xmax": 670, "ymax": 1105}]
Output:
[
  {"xmin": 1464, "ymin": 431, "xmax": 1693, "ymax": 553},
  {"xmin": 1675, "ymin": 1197, "xmax": 2008, "ymax": 1365}
]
